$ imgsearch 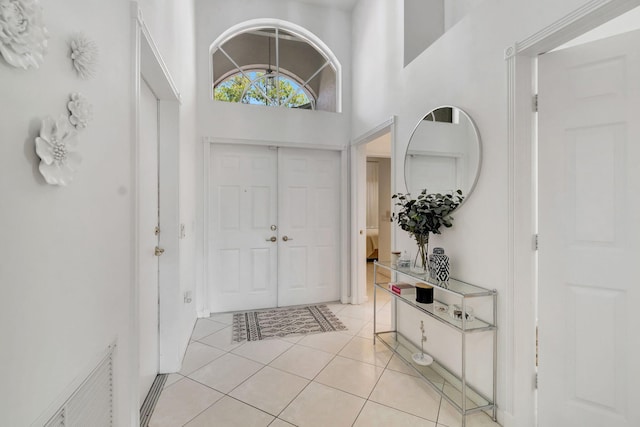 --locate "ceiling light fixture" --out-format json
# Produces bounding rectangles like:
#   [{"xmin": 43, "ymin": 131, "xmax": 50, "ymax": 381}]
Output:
[{"xmin": 266, "ymin": 35, "xmax": 275, "ymax": 89}]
